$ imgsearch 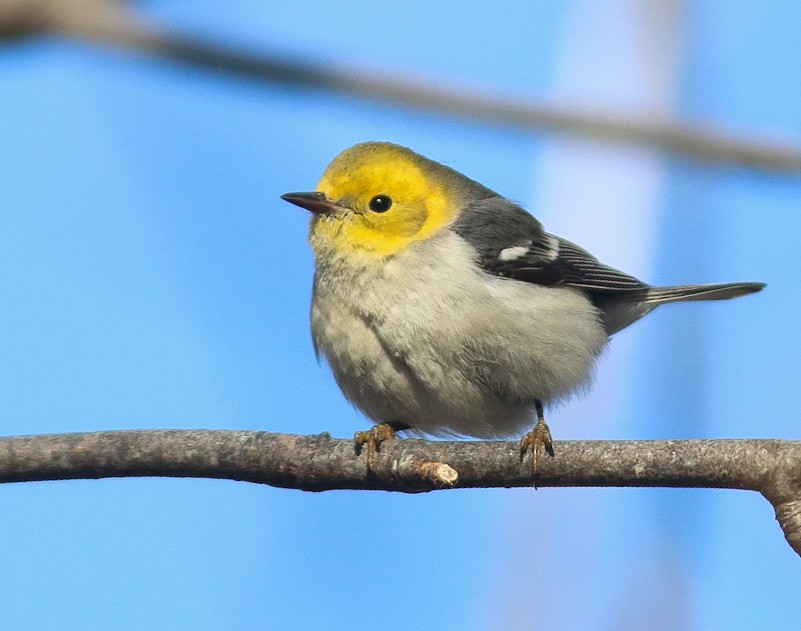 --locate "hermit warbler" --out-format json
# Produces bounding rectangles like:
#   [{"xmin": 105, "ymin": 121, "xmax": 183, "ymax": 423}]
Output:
[{"xmin": 282, "ymin": 142, "xmax": 764, "ymax": 470}]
